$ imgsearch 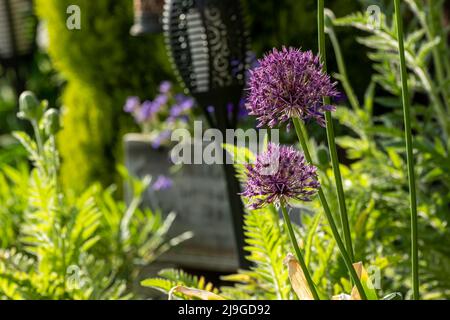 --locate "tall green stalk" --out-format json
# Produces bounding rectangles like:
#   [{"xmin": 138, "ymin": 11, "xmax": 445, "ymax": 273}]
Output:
[
  {"xmin": 394, "ymin": 0, "xmax": 419, "ymax": 300},
  {"xmin": 280, "ymin": 202, "xmax": 320, "ymax": 300},
  {"xmin": 317, "ymin": 0, "xmax": 354, "ymax": 262},
  {"xmin": 325, "ymin": 18, "xmax": 360, "ymax": 111},
  {"xmin": 293, "ymin": 118, "xmax": 367, "ymax": 300}
]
